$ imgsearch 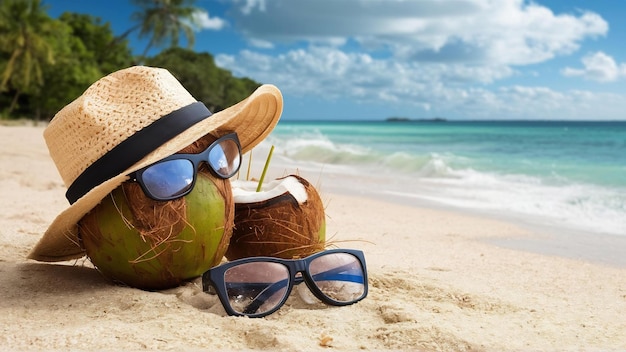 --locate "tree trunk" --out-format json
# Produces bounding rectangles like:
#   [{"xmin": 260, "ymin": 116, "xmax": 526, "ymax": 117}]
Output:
[{"xmin": 8, "ymin": 90, "xmax": 20, "ymax": 115}]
